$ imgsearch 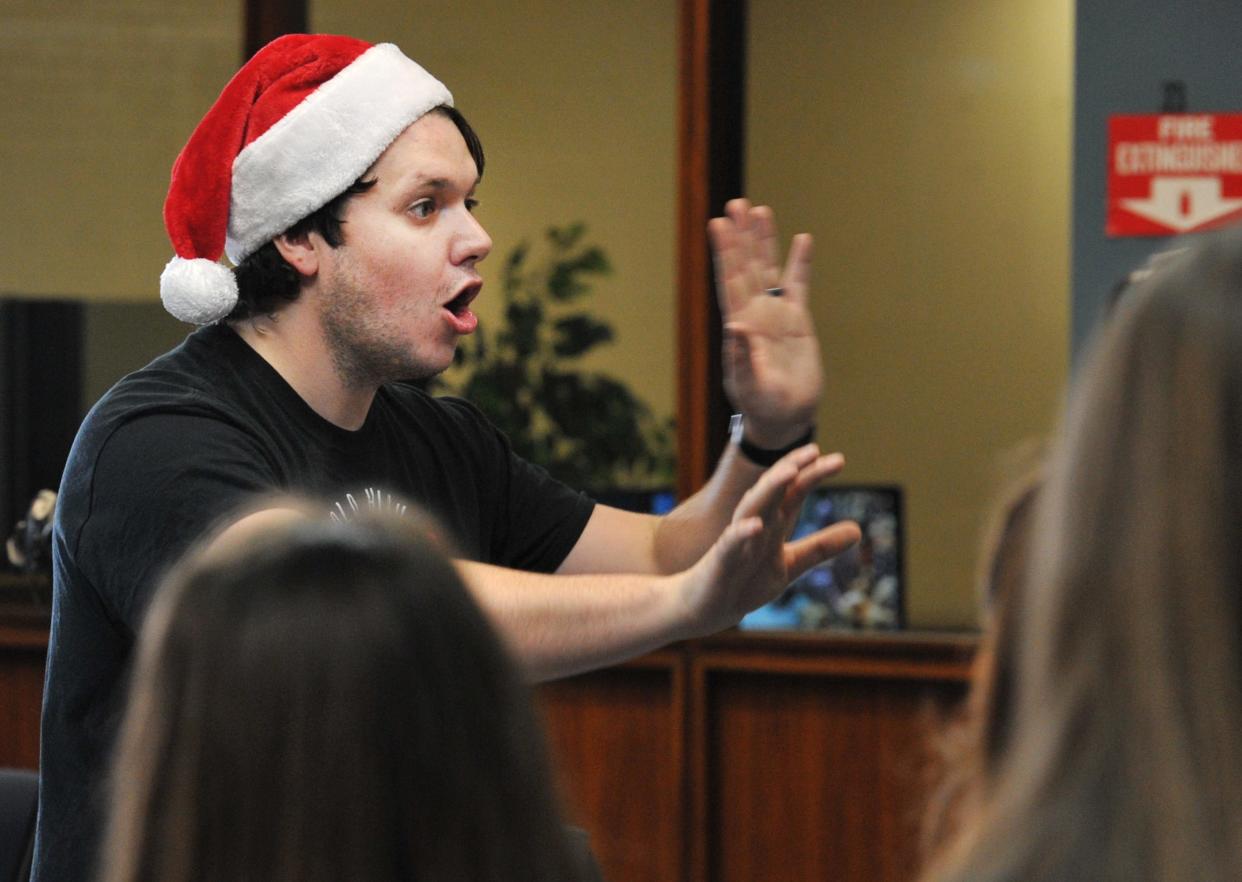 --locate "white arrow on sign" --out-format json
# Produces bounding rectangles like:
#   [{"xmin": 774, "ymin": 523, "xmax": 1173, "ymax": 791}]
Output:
[{"xmin": 1121, "ymin": 176, "xmax": 1242, "ymax": 233}]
